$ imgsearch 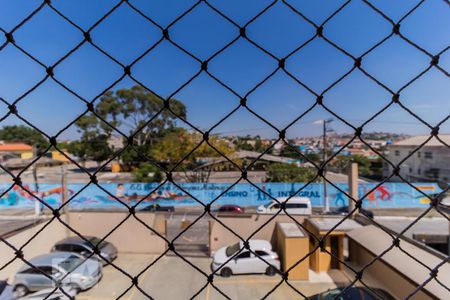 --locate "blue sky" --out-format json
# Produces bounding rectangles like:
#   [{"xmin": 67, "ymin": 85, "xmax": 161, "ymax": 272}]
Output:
[{"xmin": 0, "ymin": 0, "xmax": 449, "ymax": 139}]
